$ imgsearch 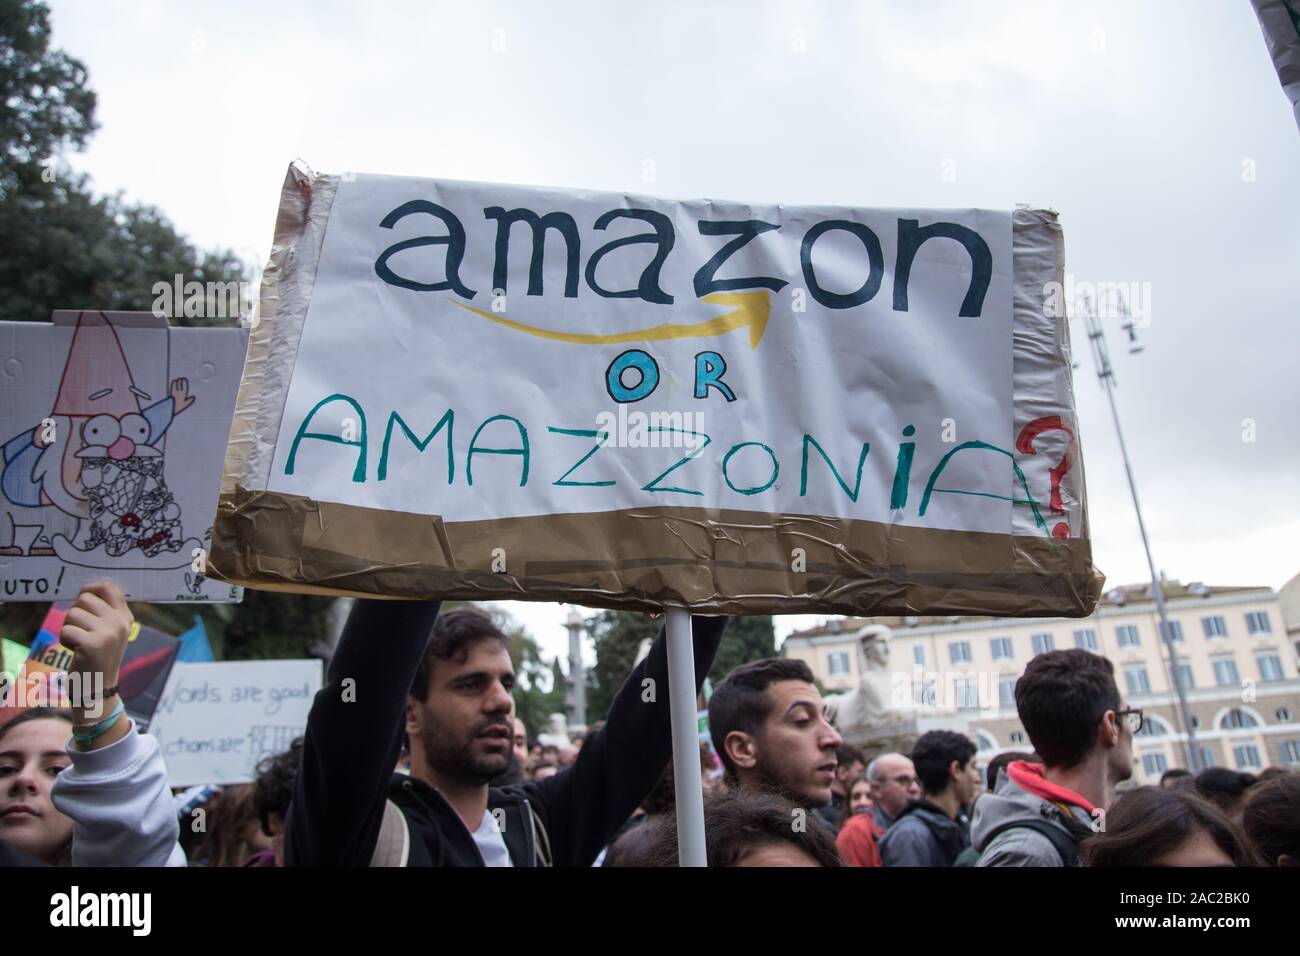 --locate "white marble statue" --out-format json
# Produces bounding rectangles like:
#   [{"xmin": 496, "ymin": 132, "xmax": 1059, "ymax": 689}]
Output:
[{"xmin": 824, "ymin": 624, "xmax": 901, "ymax": 735}]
